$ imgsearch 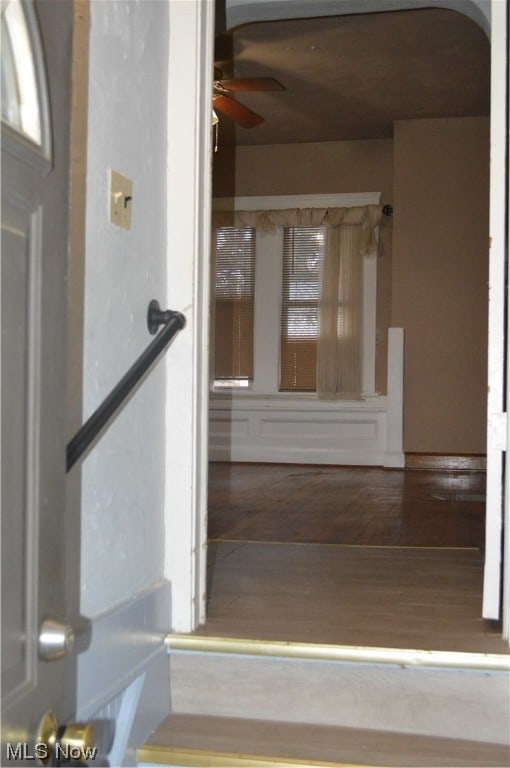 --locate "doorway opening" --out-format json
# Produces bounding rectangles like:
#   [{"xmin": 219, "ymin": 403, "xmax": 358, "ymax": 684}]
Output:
[{"xmin": 204, "ymin": 6, "xmax": 503, "ymax": 653}]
